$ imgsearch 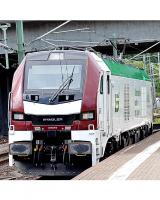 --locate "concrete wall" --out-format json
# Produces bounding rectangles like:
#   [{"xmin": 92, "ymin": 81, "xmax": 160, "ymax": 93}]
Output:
[{"xmin": 0, "ymin": 21, "xmax": 160, "ymax": 53}]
